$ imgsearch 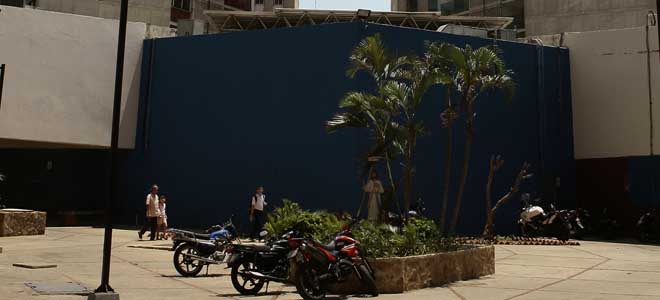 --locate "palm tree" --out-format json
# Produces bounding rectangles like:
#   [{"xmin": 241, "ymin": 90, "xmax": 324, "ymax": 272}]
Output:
[
  {"xmin": 326, "ymin": 85, "xmax": 399, "ymax": 209},
  {"xmin": 330, "ymin": 34, "xmax": 410, "ymax": 211},
  {"xmin": 428, "ymin": 43, "xmax": 515, "ymax": 233},
  {"xmin": 390, "ymin": 57, "xmax": 446, "ymax": 211},
  {"xmin": 424, "ymin": 42, "xmax": 460, "ymax": 232}
]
